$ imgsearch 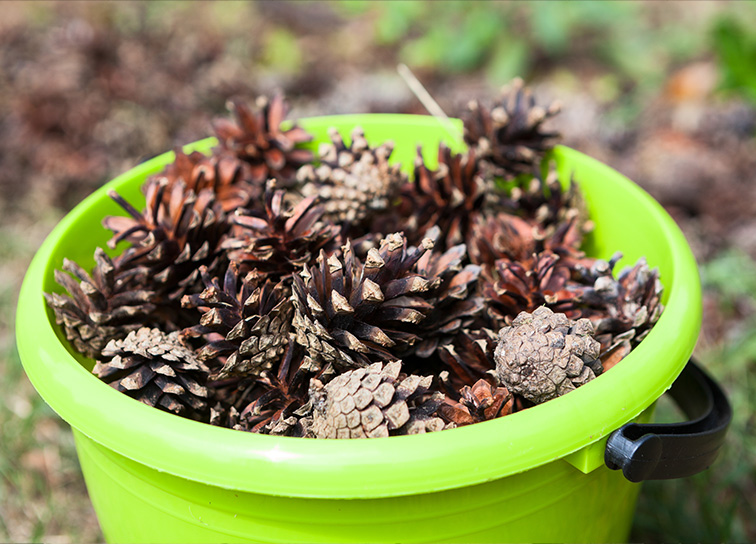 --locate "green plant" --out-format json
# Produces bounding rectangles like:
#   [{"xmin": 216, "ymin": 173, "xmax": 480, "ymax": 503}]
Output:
[
  {"xmin": 331, "ymin": 1, "xmax": 710, "ymax": 92},
  {"xmin": 712, "ymin": 16, "xmax": 756, "ymax": 104}
]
